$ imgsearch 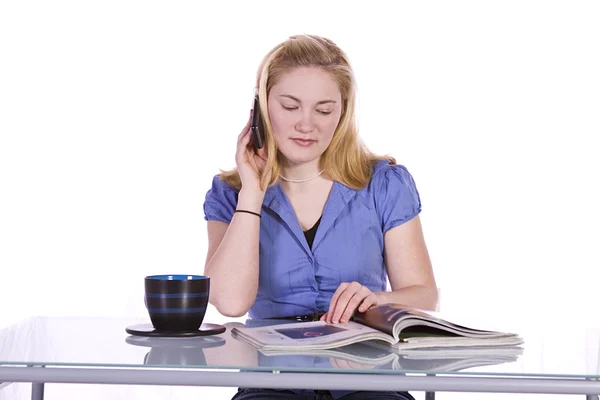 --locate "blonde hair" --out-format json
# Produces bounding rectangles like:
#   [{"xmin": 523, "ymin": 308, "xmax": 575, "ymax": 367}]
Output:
[{"xmin": 220, "ymin": 34, "xmax": 395, "ymax": 191}]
